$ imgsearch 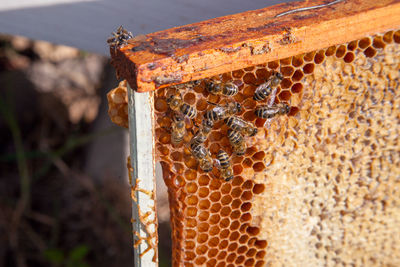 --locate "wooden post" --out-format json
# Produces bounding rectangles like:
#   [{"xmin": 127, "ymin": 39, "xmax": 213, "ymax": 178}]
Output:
[{"xmin": 127, "ymin": 83, "xmax": 158, "ymax": 266}]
